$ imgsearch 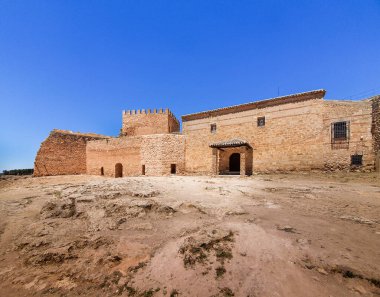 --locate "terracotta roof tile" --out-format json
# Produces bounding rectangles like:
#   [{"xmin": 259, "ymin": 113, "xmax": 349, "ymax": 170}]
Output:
[
  {"xmin": 182, "ymin": 89, "xmax": 326, "ymax": 122},
  {"xmin": 210, "ymin": 139, "xmax": 251, "ymax": 148}
]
